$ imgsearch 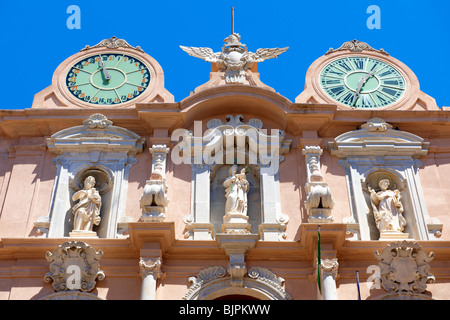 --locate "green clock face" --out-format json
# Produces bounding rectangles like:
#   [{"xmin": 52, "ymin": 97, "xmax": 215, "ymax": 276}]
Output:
[
  {"xmin": 319, "ymin": 56, "xmax": 406, "ymax": 108},
  {"xmin": 65, "ymin": 53, "xmax": 150, "ymax": 105}
]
